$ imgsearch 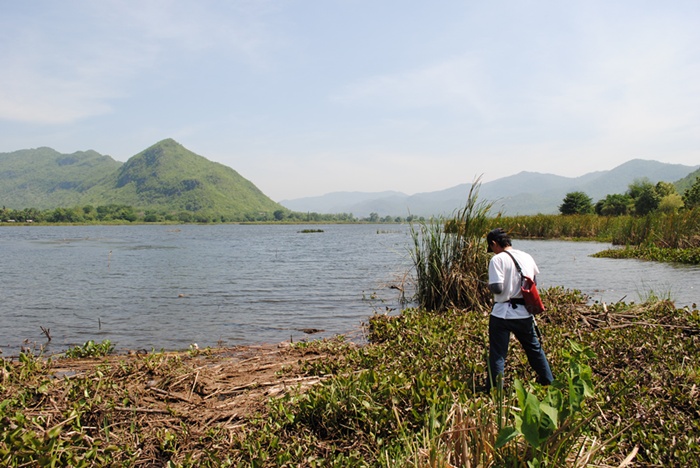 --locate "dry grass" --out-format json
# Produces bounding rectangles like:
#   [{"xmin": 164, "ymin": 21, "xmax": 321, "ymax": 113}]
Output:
[{"xmin": 1, "ymin": 343, "xmax": 333, "ymax": 466}]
